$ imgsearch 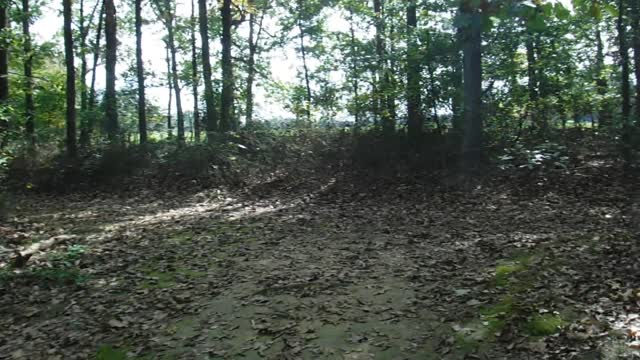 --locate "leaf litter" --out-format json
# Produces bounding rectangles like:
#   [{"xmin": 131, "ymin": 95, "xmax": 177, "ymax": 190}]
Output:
[{"xmin": 1, "ymin": 160, "xmax": 640, "ymax": 359}]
